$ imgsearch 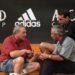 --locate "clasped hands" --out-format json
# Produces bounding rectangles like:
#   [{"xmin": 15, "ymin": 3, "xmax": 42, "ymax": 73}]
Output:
[{"xmin": 21, "ymin": 49, "xmax": 51, "ymax": 60}]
